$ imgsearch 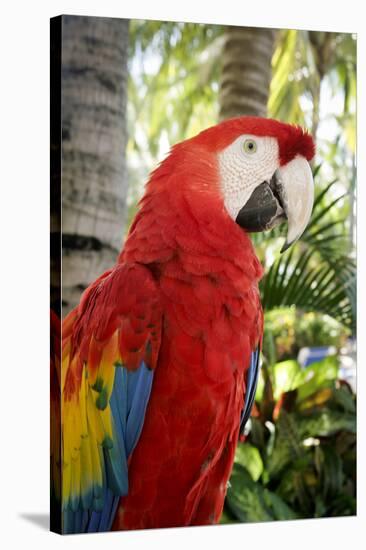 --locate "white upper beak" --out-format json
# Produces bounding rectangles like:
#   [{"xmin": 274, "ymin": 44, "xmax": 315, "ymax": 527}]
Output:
[{"xmin": 277, "ymin": 155, "xmax": 314, "ymax": 252}]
